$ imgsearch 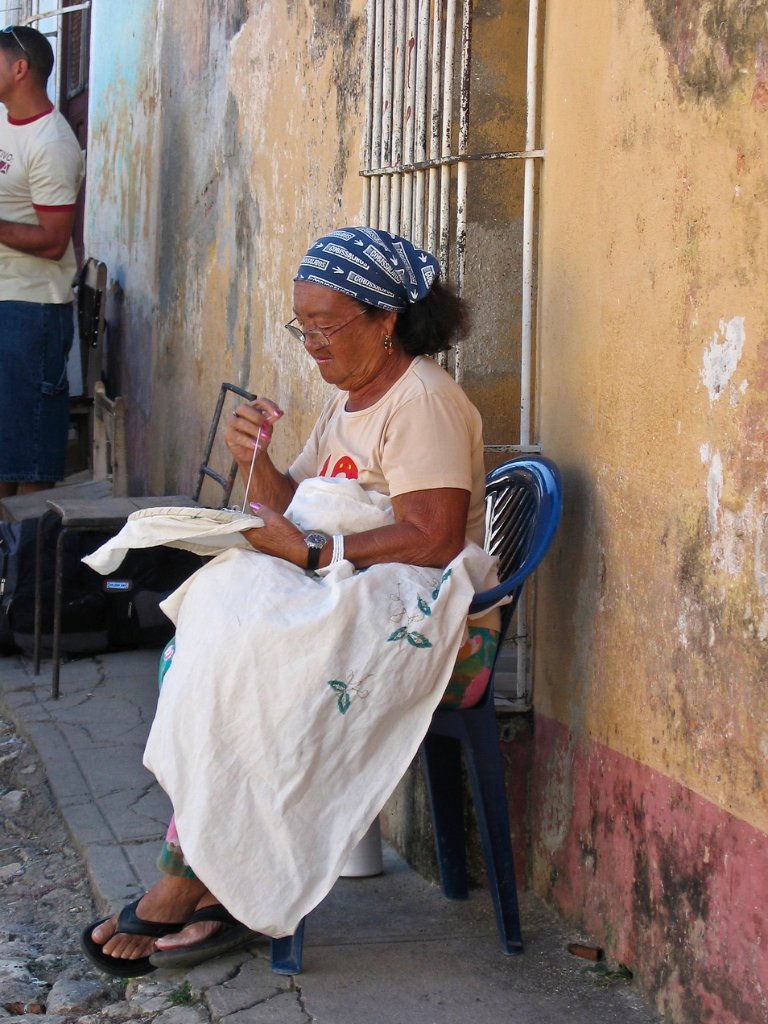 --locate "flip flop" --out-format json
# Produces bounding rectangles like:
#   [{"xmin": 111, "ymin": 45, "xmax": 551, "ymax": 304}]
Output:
[
  {"xmin": 81, "ymin": 898, "xmax": 187, "ymax": 978},
  {"xmin": 149, "ymin": 903, "xmax": 260, "ymax": 970}
]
